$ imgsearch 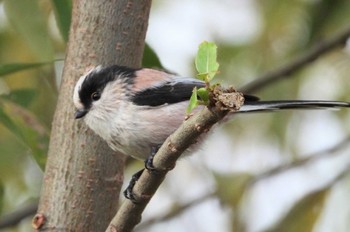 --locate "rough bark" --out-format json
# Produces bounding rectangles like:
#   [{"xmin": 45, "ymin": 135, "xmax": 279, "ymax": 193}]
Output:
[{"xmin": 36, "ymin": 1, "xmax": 151, "ymax": 231}]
